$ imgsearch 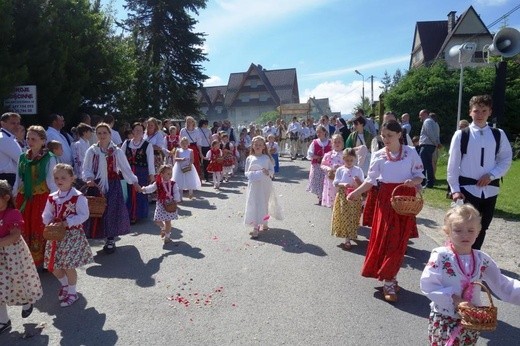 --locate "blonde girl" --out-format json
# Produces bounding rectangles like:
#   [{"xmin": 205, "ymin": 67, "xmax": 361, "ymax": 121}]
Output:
[
  {"xmin": 321, "ymin": 134, "xmax": 345, "ymax": 208},
  {"xmin": 141, "ymin": 164, "xmax": 181, "ymax": 243},
  {"xmin": 42, "ymin": 164, "xmax": 93, "ymax": 307},
  {"xmin": 15, "ymin": 125, "xmax": 58, "ymax": 267},
  {"xmin": 220, "ymin": 133, "xmax": 235, "ymax": 182},
  {"xmin": 172, "ymin": 137, "xmax": 201, "ymax": 199},
  {"xmin": 0, "ymin": 180, "xmax": 42, "ymax": 333},
  {"xmin": 243, "ymin": 136, "xmax": 283, "ymax": 239},
  {"xmin": 421, "ymin": 205, "xmax": 520, "ymax": 346},
  {"xmin": 179, "ymin": 116, "xmax": 203, "ymax": 179},
  {"xmin": 204, "ymin": 140, "xmax": 224, "ymax": 189},
  {"xmin": 331, "ymin": 148, "xmax": 364, "ymax": 250}
]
